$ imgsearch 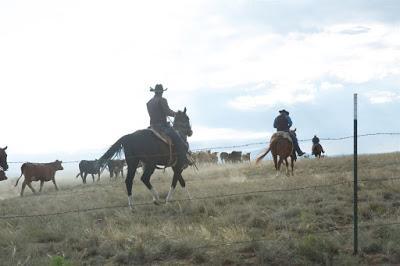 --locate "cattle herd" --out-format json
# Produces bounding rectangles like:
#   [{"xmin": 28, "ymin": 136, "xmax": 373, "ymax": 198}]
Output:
[
  {"xmin": 7, "ymin": 150, "xmax": 249, "ymax": 196},
  {"xmin": 192, "ymin": 150, "xmax": 251, "ymax": 164}
]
